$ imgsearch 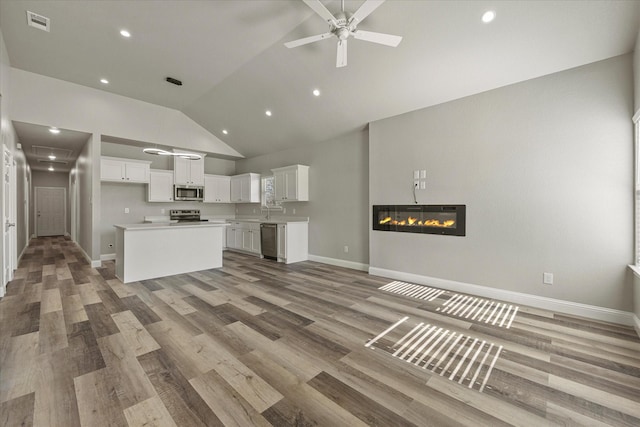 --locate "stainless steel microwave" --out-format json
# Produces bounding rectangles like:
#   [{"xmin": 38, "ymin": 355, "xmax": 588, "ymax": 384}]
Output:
[{"xmin": 174, "ymin": 185, "xmax": 204, "ymax": 201}]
